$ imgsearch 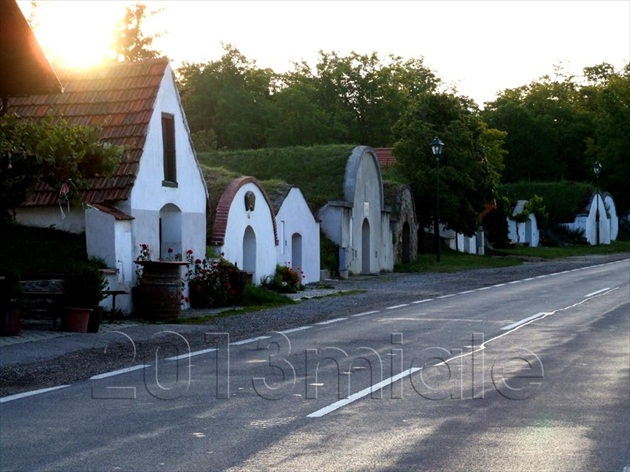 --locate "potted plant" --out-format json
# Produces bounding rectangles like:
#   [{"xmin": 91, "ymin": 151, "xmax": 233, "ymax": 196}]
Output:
[{"xmin": 62, "ymin": 265, "xmax": 107, "ymax": 333}]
